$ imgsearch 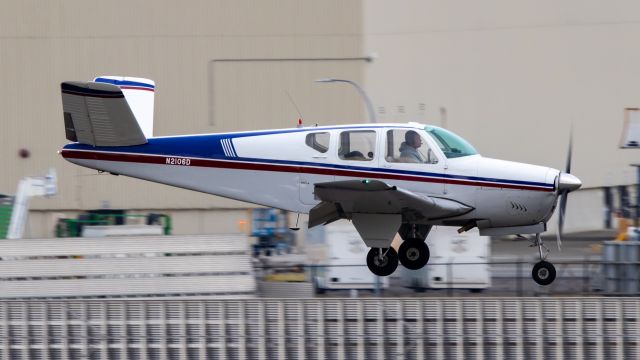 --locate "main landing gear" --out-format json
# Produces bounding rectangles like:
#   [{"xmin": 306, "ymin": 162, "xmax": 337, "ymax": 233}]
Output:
[
  {"xmin": 365, "ymin": 224, "xmax": 432, "ymax": 277},
  {"xmin": 366, "ymin": 247, "xmax": 398, "ymax": 276},
  {"xmin": 398, "ymin": 240, "xmax": 430, "ymax": 270},
  {"xmin": 398, "ymin": 223, "xmax": 431, "ymax": 270},
  {"xmin": 530, "ymin": 233, "xmax": 556, "ymax": 286}
]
